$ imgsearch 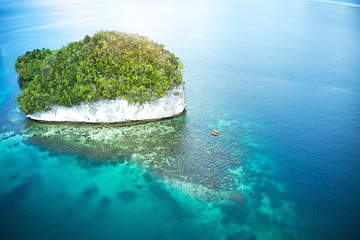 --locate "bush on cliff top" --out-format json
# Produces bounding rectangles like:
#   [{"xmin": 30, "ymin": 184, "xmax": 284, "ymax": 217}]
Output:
[{"xmin": 15, "ymin": 30, "xmax": 184, "ymax": 114}]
